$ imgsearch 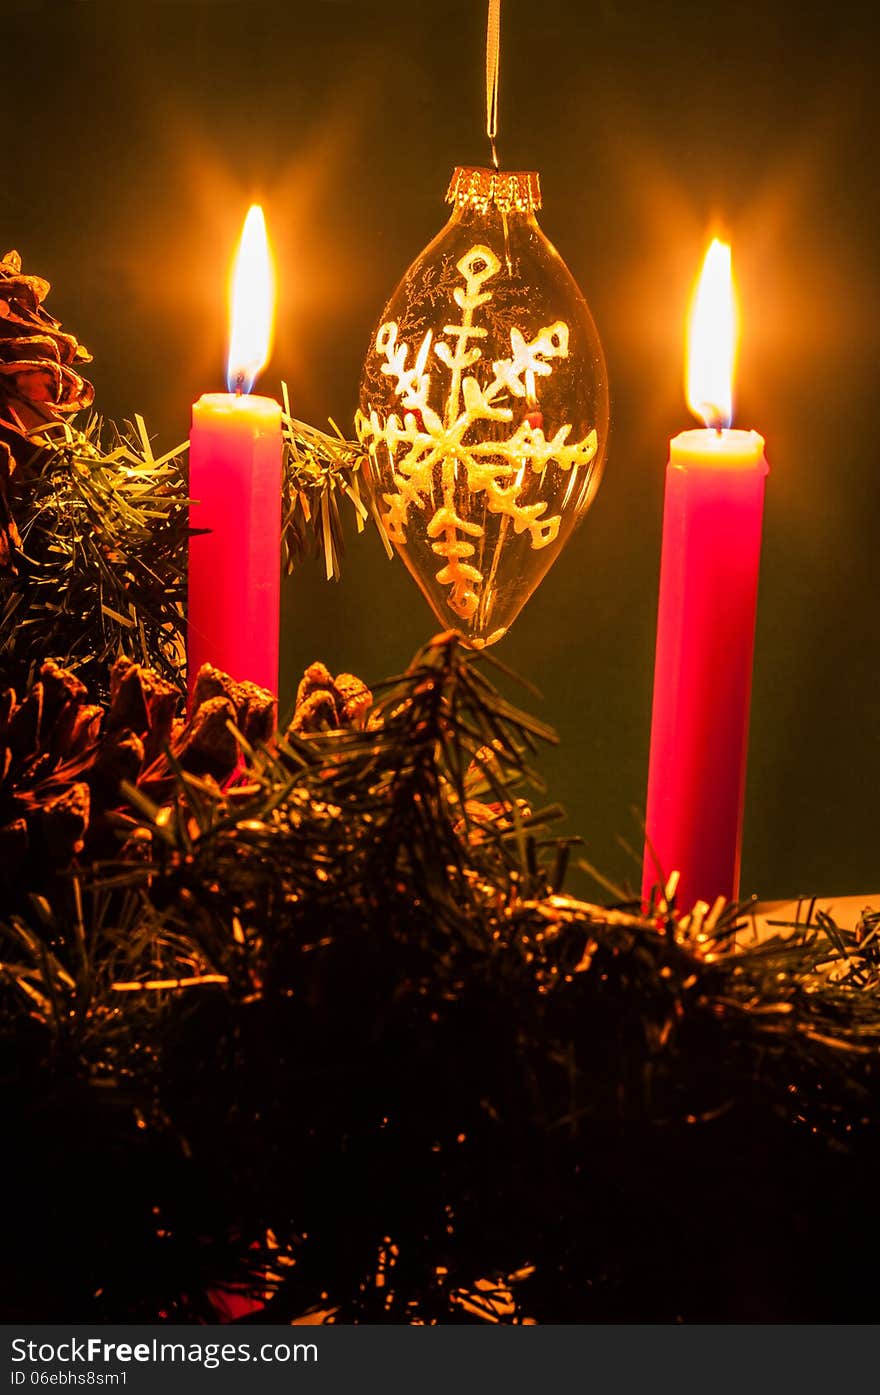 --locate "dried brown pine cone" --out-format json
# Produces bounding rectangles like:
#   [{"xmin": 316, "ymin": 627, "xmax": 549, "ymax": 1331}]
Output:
[
  {"xmin": 111, "ymin": 659, "xmax": 276, "ymax": 796},
  {"xmin": 0, "ymin": 660, "xmax": 102, "ymax": 875},
  {"xmin": 0, "ymin": 656, "xmax": 276, "ymax": 890},
  {"xmin": 190, "ymin": 665, "xmax": 276, "ymax": 747},
  {"xmin": 0, "ymin": 250, "xmax": 95, "ymax": 575},
  {"xmin": 289, "ymin": 662, "xmax": 372, "ymax": 735},
  {"xmin": 0, "ymin": 250, "xmax": 94, "ymax": 450}
]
